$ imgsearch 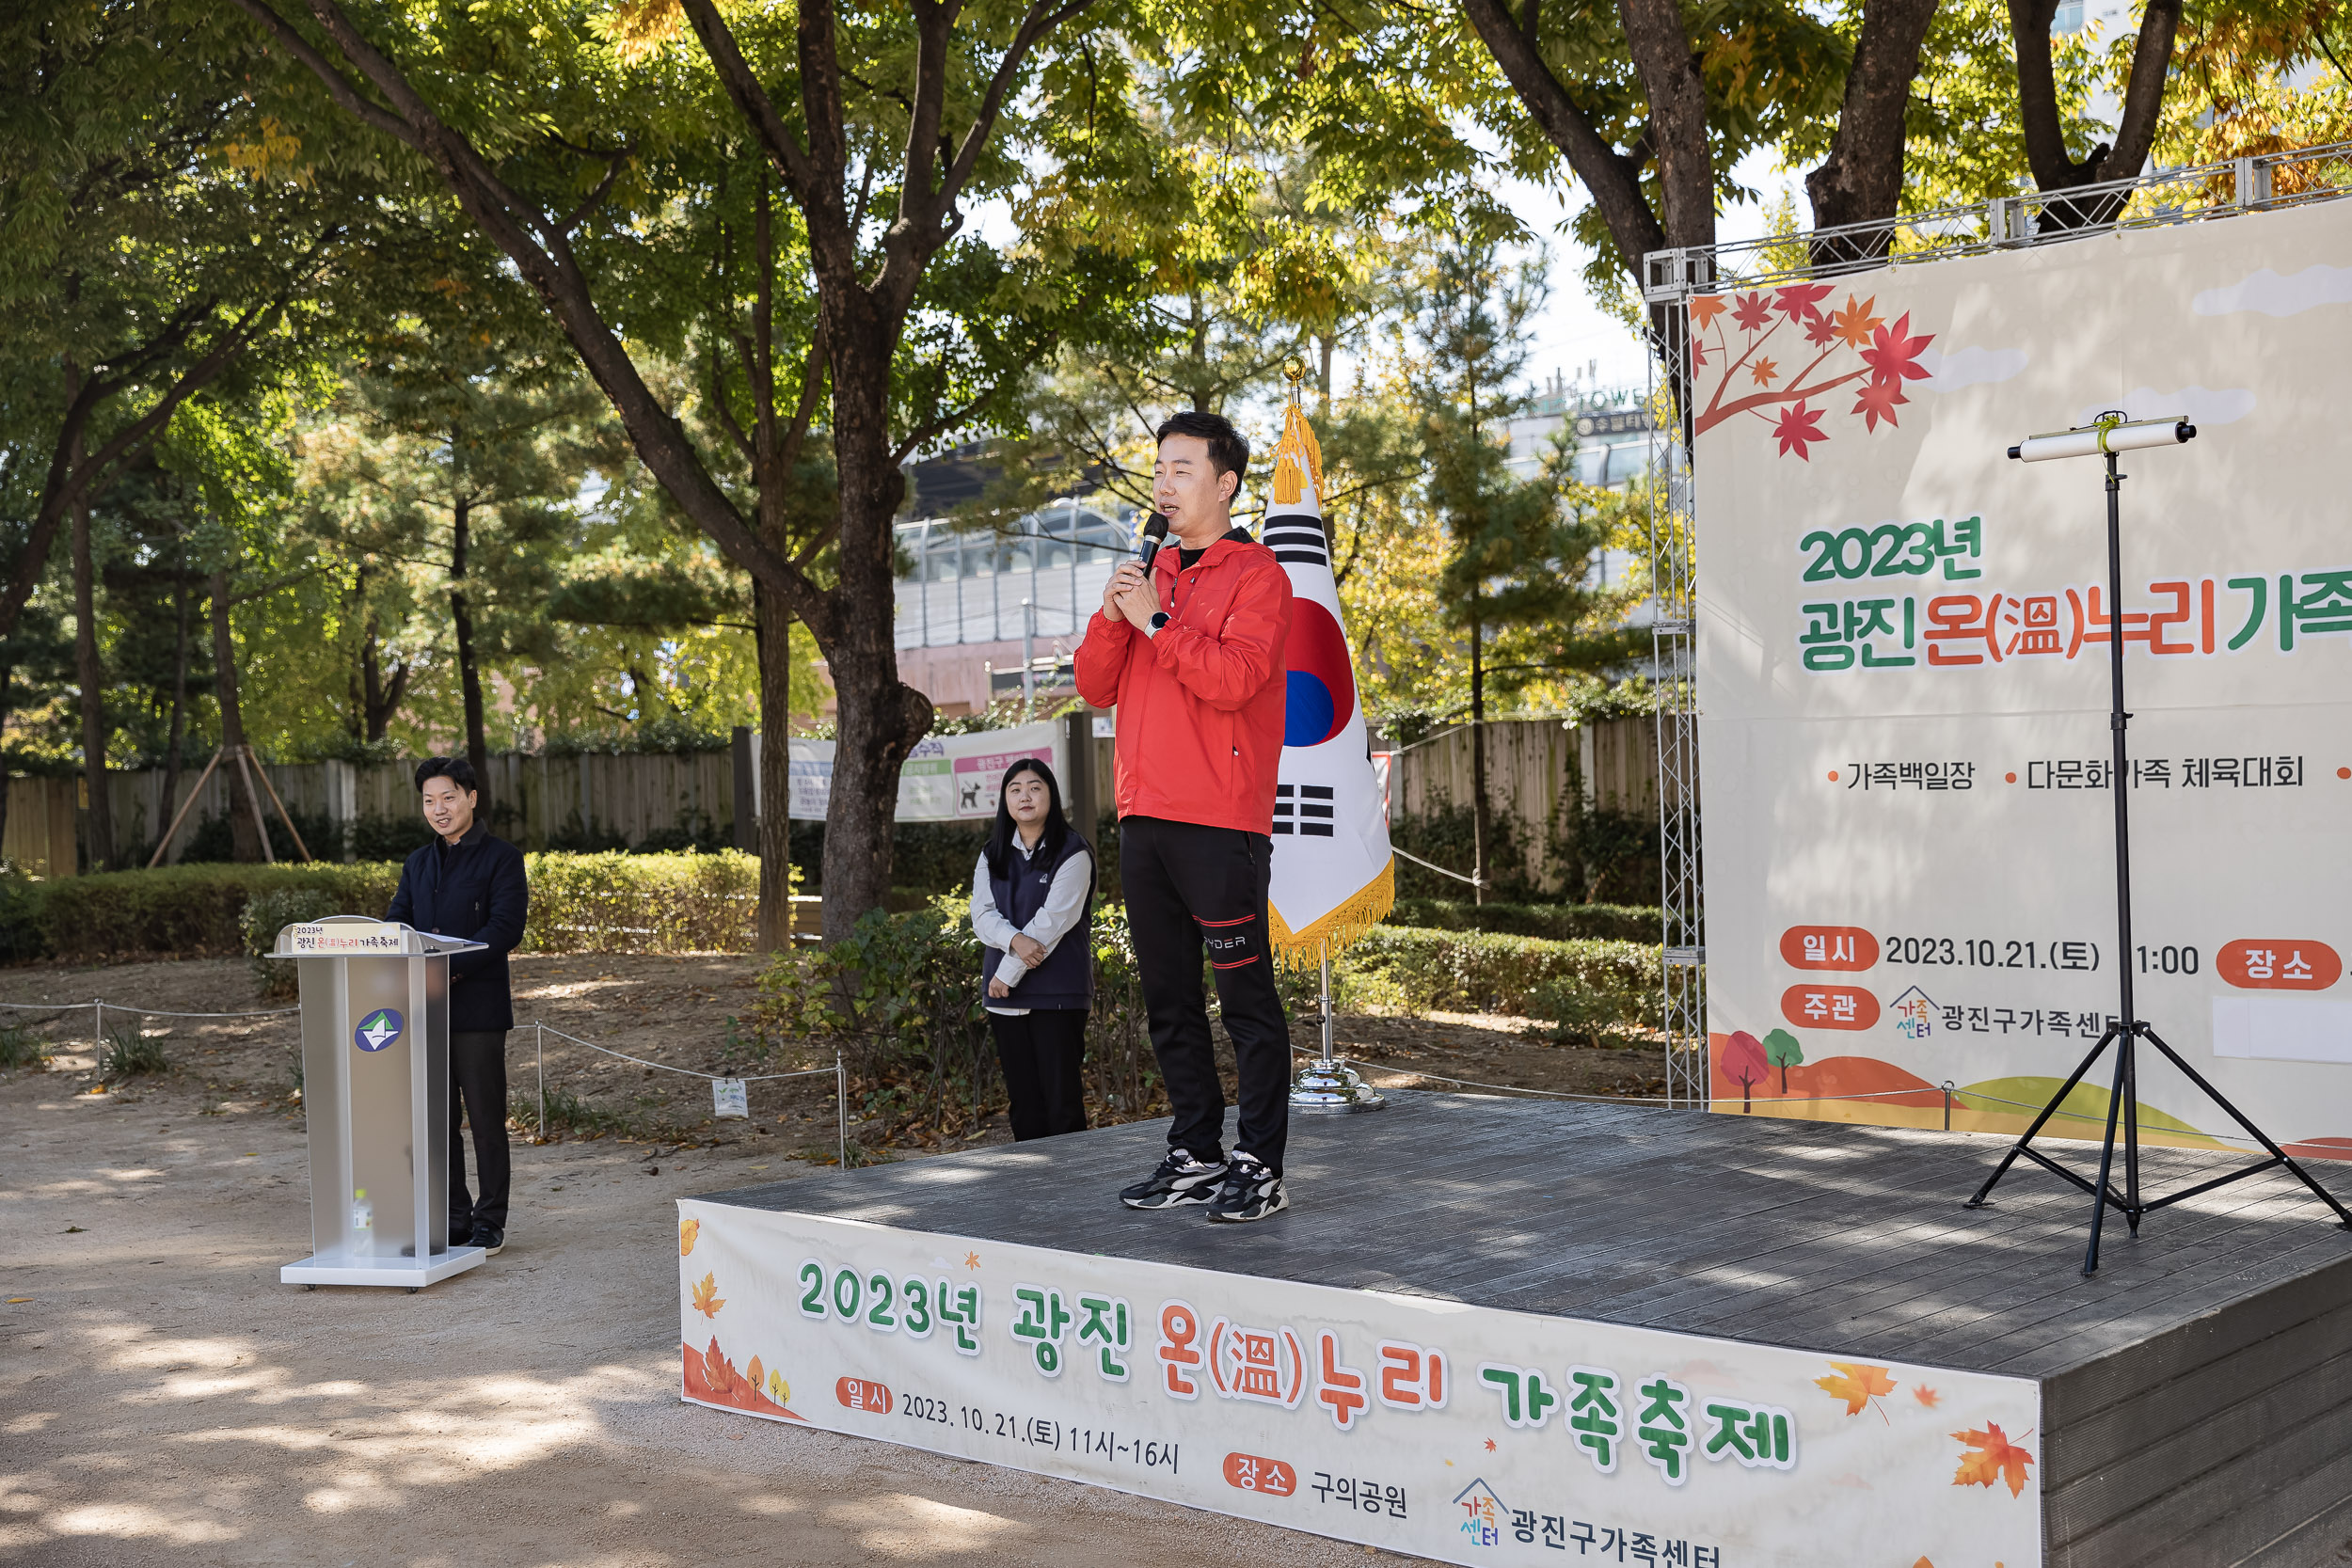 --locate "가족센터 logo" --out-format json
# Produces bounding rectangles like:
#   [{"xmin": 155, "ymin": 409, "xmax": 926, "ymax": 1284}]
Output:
[{"xmin": 355, "ymin": 1008, "xmax": 404, "ymax": 1053}]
